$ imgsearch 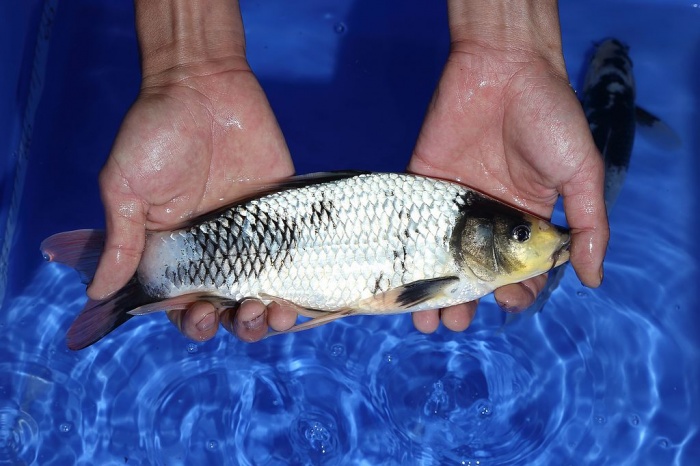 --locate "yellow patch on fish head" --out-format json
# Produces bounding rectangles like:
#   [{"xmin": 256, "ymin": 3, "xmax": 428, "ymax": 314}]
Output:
[
  {"xmin": 490, "ymin": 215, "xmax": 570, "ymax": 286},
  {"xmin": 454, "ymin": 204, "xmax": 570, "ymax": 286}
]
